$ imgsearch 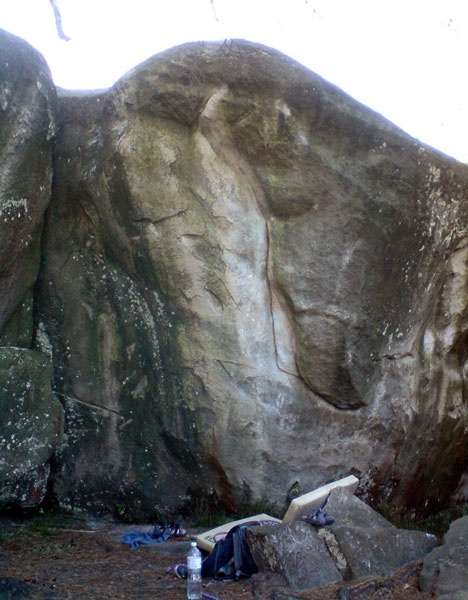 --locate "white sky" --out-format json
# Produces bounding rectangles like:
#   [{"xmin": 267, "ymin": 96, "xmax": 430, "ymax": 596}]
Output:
[{"xmin": 2, "ymin": 0, "xmax": 468, "ymax": 162}]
